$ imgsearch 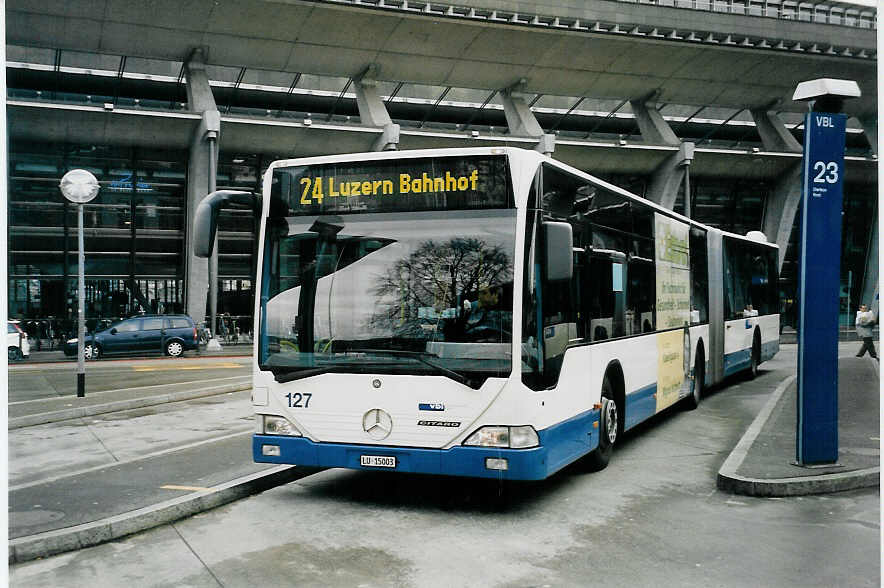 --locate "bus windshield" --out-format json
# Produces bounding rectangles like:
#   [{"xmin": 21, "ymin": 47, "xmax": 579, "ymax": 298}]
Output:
[{"xmin": 259, "ymin": 210, "xmax": 516, "ymax": 386}]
